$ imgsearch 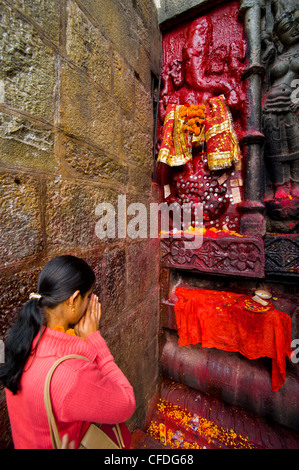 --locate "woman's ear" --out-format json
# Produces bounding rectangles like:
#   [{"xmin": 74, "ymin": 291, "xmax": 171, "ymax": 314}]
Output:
[{"xmin": 68, "ymin": 290, "xmax": 80, "ymax": 306}]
